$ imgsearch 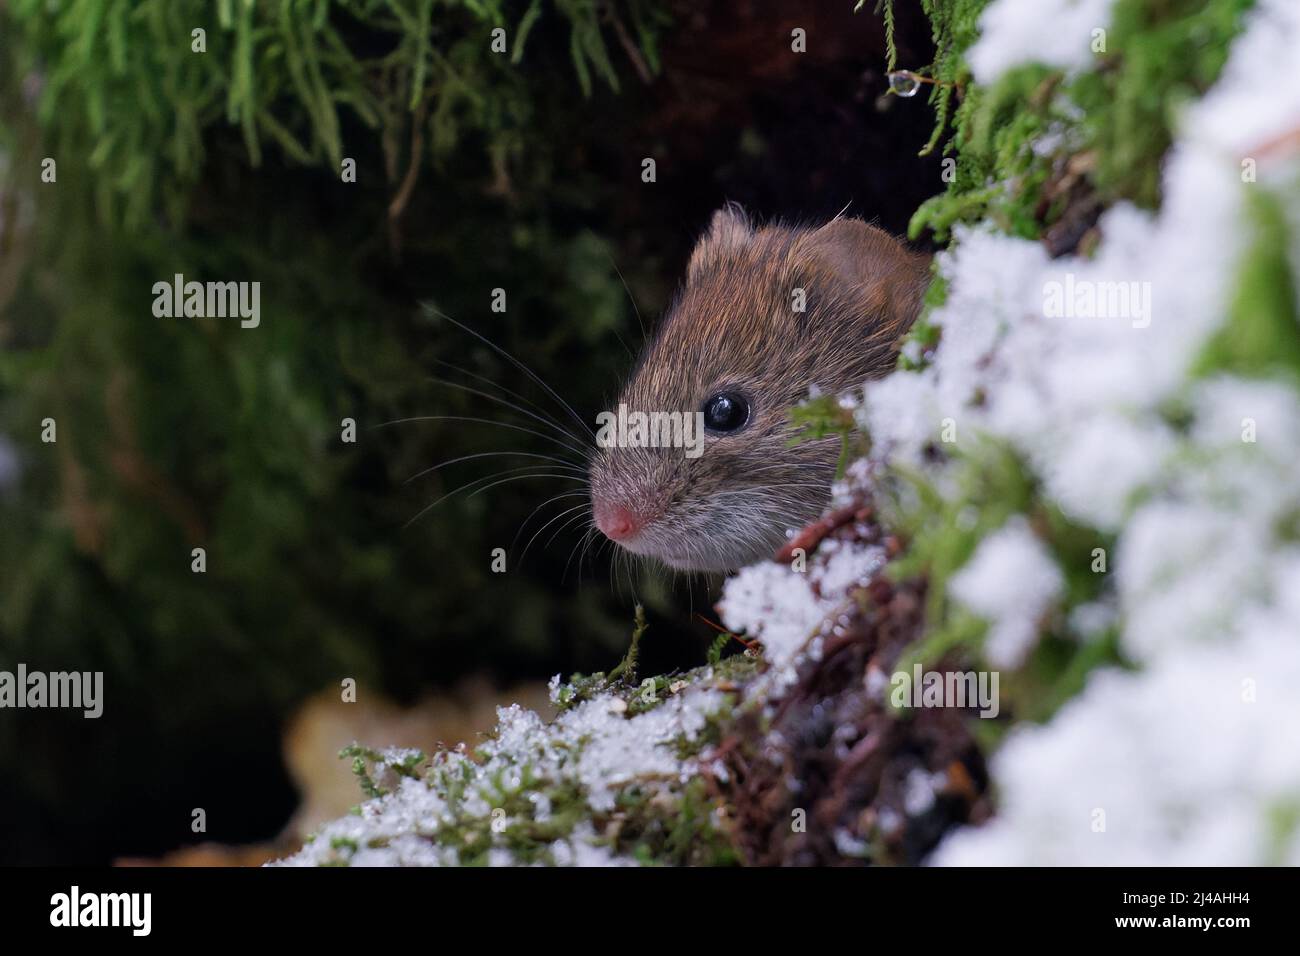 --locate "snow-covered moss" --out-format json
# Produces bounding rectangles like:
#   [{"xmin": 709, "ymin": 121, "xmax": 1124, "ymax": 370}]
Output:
[
  {"xmin": 879, "ymin": 0, "xmax": 1300, "ymax": 864},
  {"xmin": 275, "ymin": 657, "xmax": 752, "ymax": 866}
]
